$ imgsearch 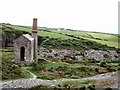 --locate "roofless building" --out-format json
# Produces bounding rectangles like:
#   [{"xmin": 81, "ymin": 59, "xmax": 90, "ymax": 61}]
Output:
[{"xmin": 14, "ymin": 18, "xmax": 38, "ymax": 65}]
